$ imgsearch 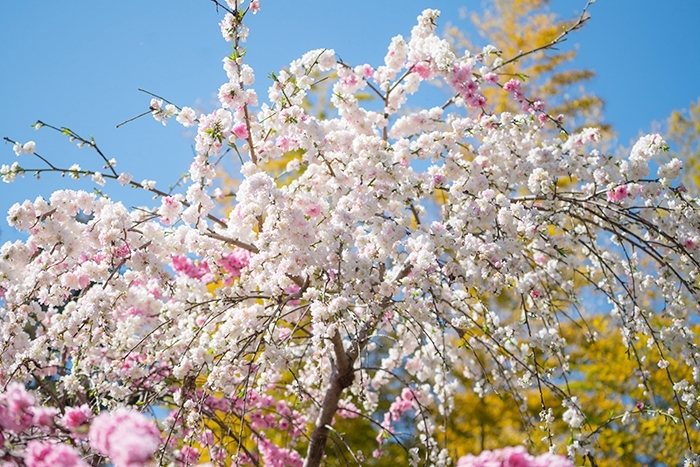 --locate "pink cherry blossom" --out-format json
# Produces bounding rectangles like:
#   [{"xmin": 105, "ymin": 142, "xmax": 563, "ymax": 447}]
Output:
[
  {"xmin": 456, "ymin": 446, "xmax": 573, "ymax": 467},
  {"xmin": 606, "ymin": 184, "xmax": 629, "ymax": 202},
  {"xmin": 26, "ymin": 441, "xmax": 89, "ymax": 467},
  {"xmin": 0, "ymin": 383, "xmax": 35, "ymax": 432},
  {"xmin": 61, "ymin": 404, "xmax": 93, "ymax": 431},
  {"xmin": 232, "ymin": 122, "xmax": 249, "ymax": 140},
  {"xmin": 88, "ymin": 408, "xmax": 161, "ymax": 467}
]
